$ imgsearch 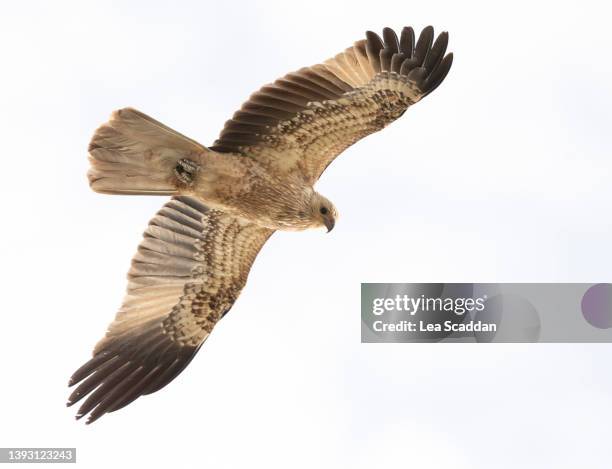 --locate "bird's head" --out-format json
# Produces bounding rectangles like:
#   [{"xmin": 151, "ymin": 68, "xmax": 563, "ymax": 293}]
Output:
[{"xmin": 310, "ymin": 192, "xmax": 338, "ymax": 232}]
